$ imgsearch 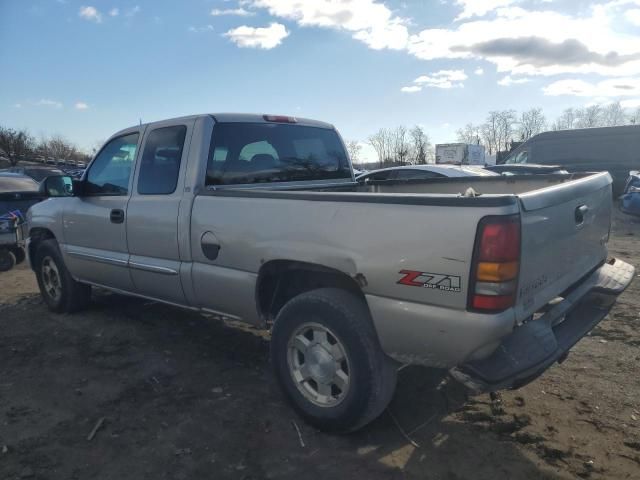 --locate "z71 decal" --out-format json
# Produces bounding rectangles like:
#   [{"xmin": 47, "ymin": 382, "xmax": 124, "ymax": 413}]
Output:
[{"xmin": 397, "ymin": 270, "xmax": 462, "ymax": 293}]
